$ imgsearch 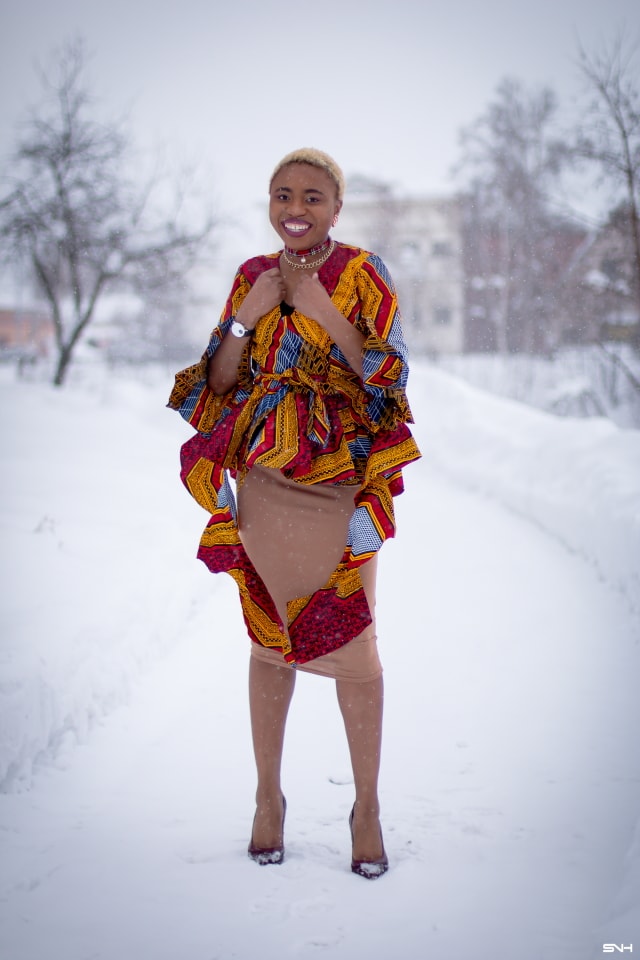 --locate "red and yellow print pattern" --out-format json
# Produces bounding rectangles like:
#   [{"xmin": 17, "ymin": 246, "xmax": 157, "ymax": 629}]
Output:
[{"xmin": 168, "ymin": 242, "xmax": 421, "ymax": 664}]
